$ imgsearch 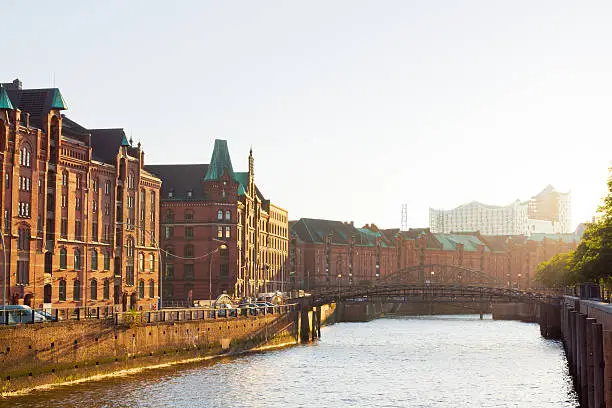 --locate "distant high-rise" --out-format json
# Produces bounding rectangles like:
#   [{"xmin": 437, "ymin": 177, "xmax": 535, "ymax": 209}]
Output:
[{"xmin": 429, "ymin": 185, "xmax": 571, "ymax": 235}]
